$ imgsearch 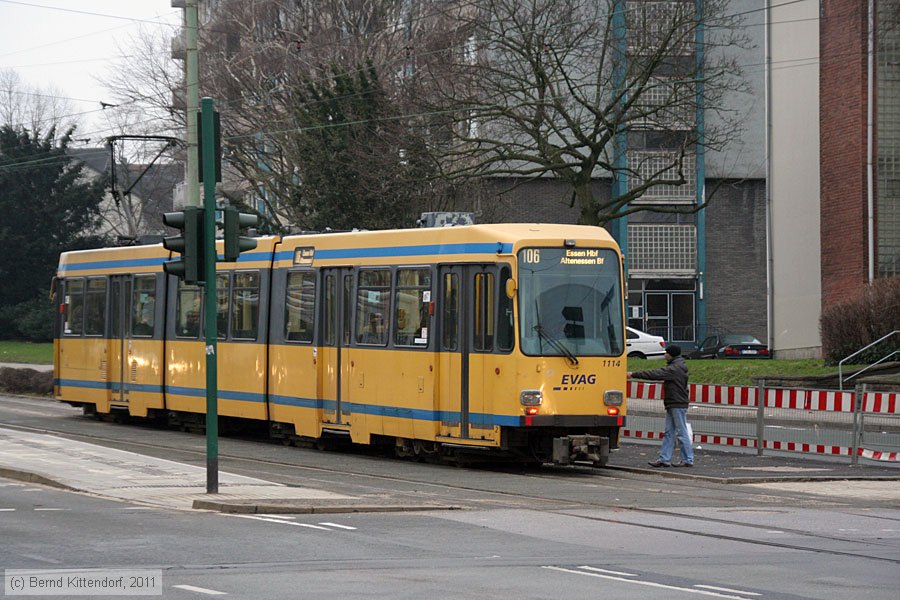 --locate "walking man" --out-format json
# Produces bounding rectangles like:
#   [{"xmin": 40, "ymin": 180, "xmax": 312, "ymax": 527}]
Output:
[{"xmin": 627, "ymin": 345, "xmax": 694, "ymax": 467}]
